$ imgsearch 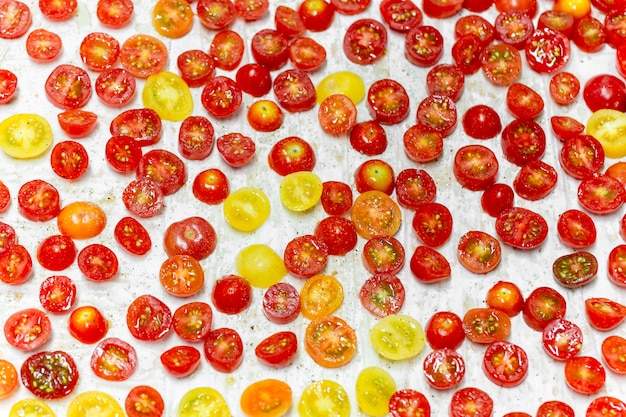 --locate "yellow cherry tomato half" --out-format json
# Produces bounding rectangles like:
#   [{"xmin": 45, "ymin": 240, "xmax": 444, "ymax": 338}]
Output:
[
  {"xmin": 553, "ymin": 0, "xmax": 591, "ymax": 20},
  {"xmin": 57, "ymin": 201, "xmax": 107, "ymax": 239},
  {"xmin": 177, "ymin": 387, "xmax": 231, "ymax": 417},
  {"xmin": 142, "ymin": 71, "xmax": 193, "ymax": 122},
  {"xmin": 240, "ymin": 379, "xmax": 292, "ymax": 417},
  {"xmin": 236, "ymin": 244, "xmax": 287, "ymax": 288},
  {"xmin": 280, "ymin": 171, "xmax": 323, "ymax": 212},
  {"xmin": 369, "ymin": 313, "xmax": 426, "ymax": 360},
  {"xmin": 8, "ymin": 399, "xmax": 56, "ymax": 417},
  {"xmin": 316, "ymin": 71, "xmax": 365, "ymax": 105},
  {"xmin": 300, "ymin": 273, "xmax": 344, "ymax": 319},
  {"xmin": 223, "ymin": 186, "xmax": 271, "ymax": 232},
  {"xmin": 355, "ymin": 366, "xmax": 397, "ymax": 417},
  {"xmin": 66, "ymin": 391, "xmax": 124, "ymax": 417},
  {"xmin": 586, "ymin": 109, "xmax": 626, "ymax": 159},
  {"xmin": 298, "ymin": 379, "xmax": 351, "ymax": 417},
  {"xmin": 0, "ymin": 114, "xmax": 53, "ymax": 159}
]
